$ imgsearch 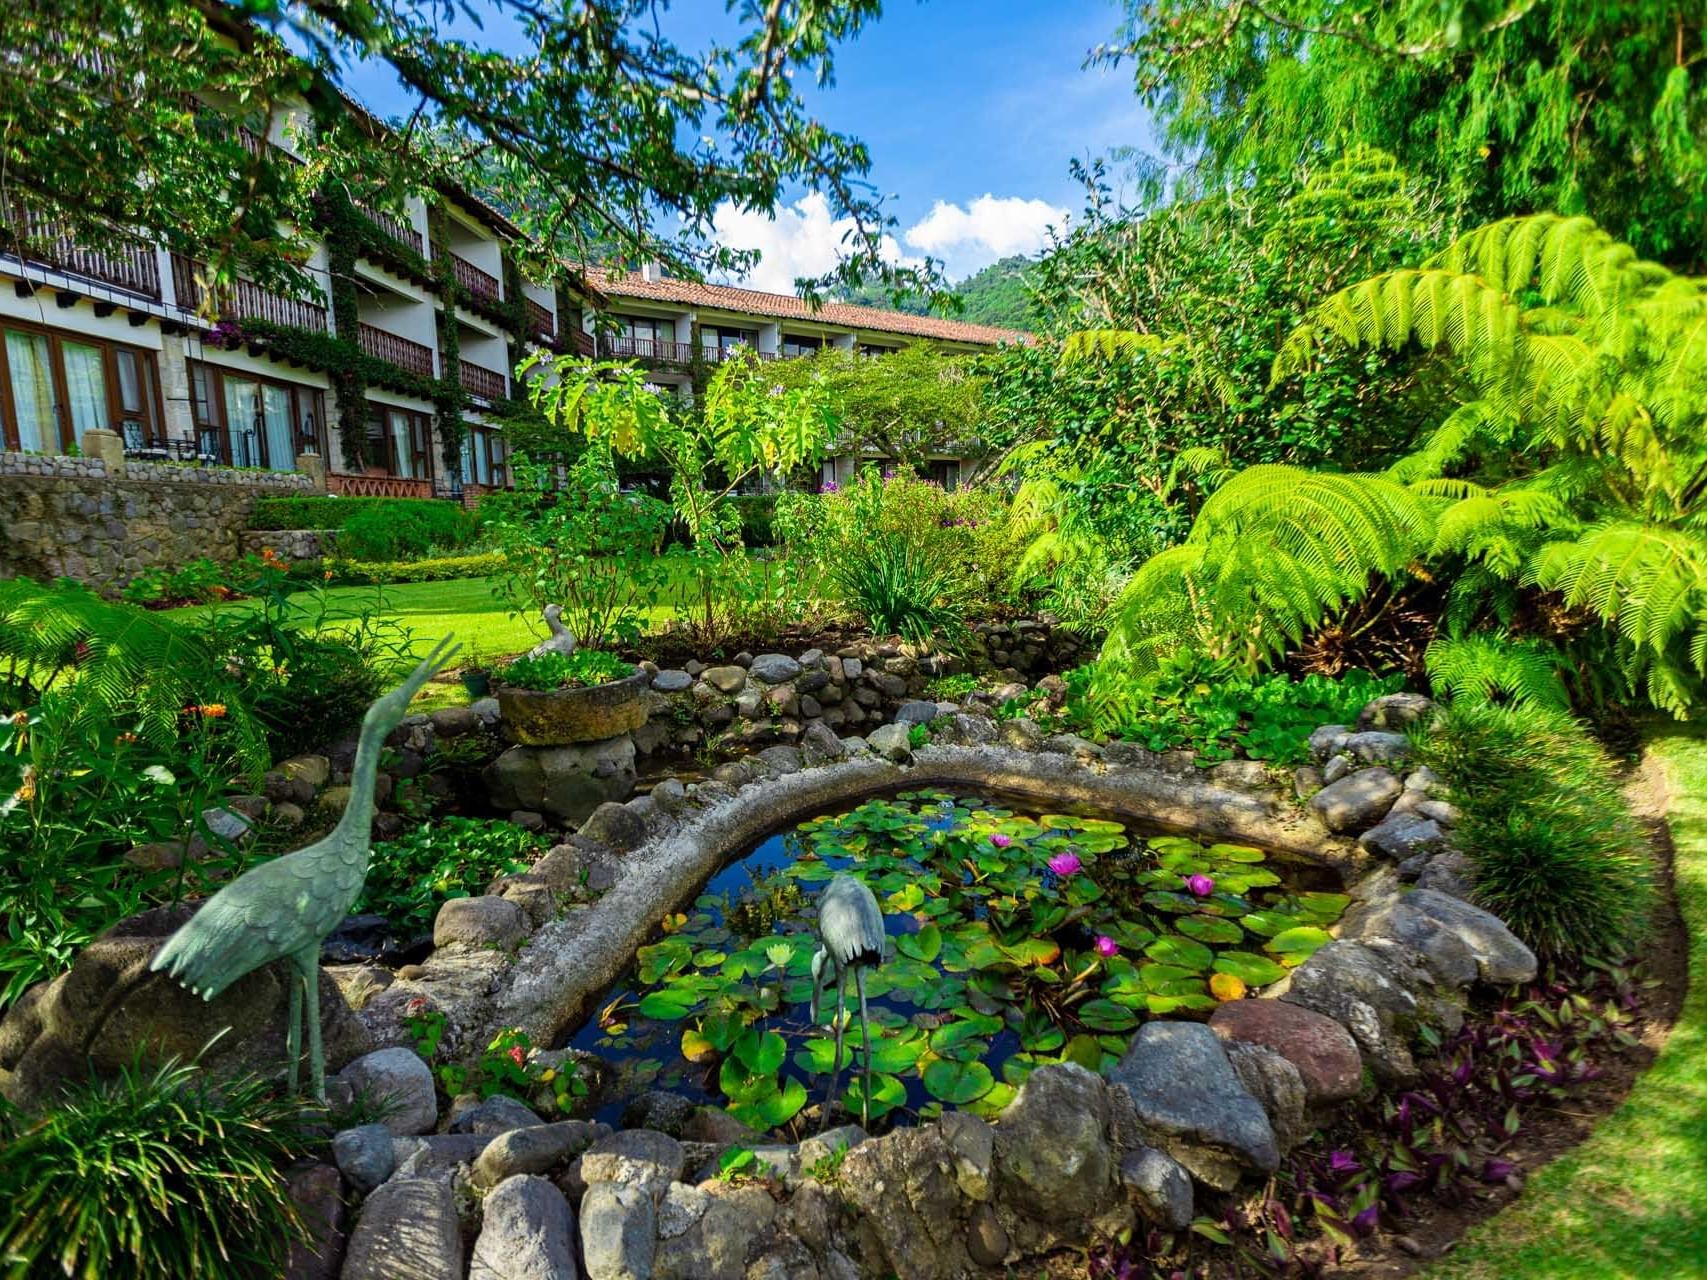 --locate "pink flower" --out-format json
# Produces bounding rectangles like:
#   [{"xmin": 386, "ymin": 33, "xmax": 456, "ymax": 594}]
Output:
[
  {"xmin": 1093, "ymin": 935, "xmax": 1119, "ymax": 958},
  {"xmin": 1047, "ymin": 851, "xmax": 1081, "ymax": 877},
  {"xmin": 990, "ymin": 833, "xmax": 1012, "ymax": 848},
  {"xmin": 507, "ymin": 1045, "xmax": 525, "ymax": 1068},
  {"xmin": 1185, "ymin": 873, "xmax": 1215, "ymax": 898},
  {"xmin": 821, "ymin": 480, "xmax": 839, "ymax": 493}
]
